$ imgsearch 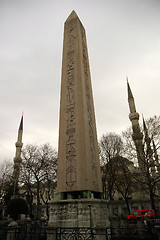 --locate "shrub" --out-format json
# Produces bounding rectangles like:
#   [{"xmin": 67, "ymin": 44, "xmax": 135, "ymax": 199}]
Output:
[{"xmin": 7, "ymin": 198, "xmax": 28, "ymax": 220}]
